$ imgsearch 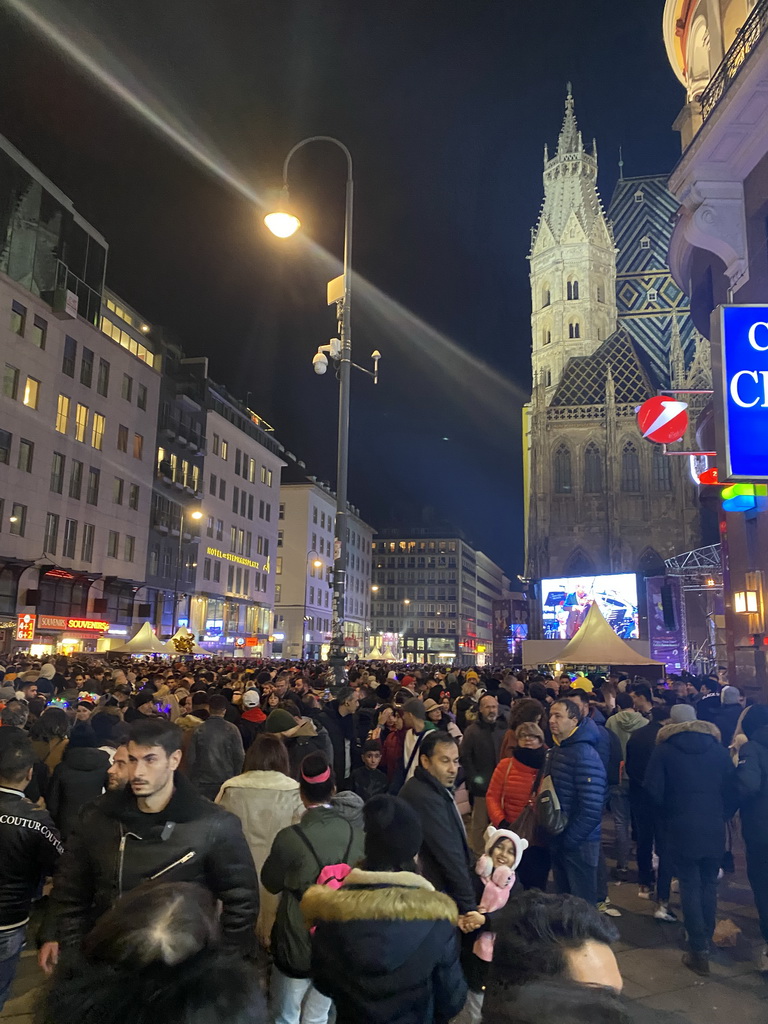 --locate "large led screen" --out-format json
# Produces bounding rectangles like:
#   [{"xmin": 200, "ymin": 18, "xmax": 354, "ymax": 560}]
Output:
[{"xmin": 540, "ymin": 574, "xmax": 639, "ymax": 641}]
